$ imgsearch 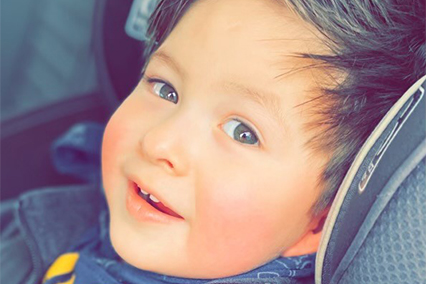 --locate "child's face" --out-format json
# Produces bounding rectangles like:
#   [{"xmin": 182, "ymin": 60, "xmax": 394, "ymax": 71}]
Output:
[{"xmin": 102, "ymin": 0, "xmax": 328, "ymax": 279}]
